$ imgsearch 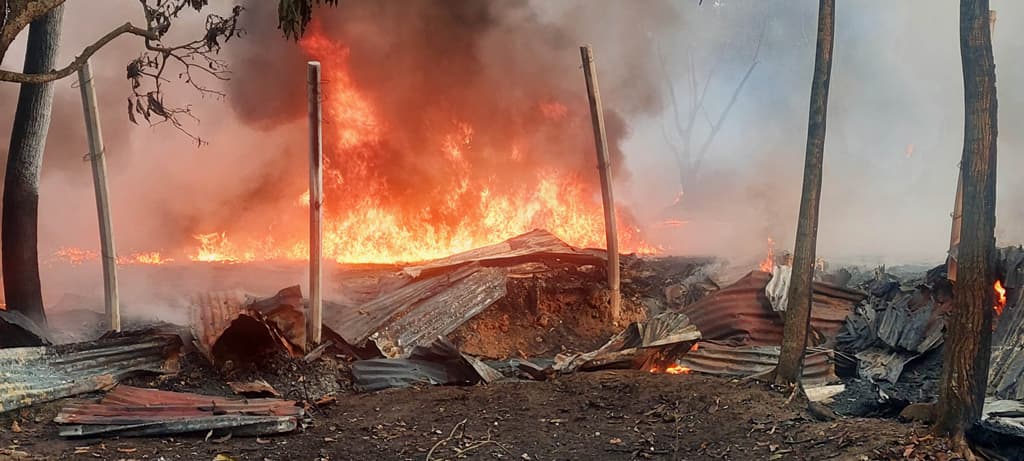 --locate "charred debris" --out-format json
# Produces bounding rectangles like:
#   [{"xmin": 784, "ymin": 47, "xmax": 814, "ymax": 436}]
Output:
[{"xmin": 1, "ymin": 230, "xmax": 1023, "ymax": 447}]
